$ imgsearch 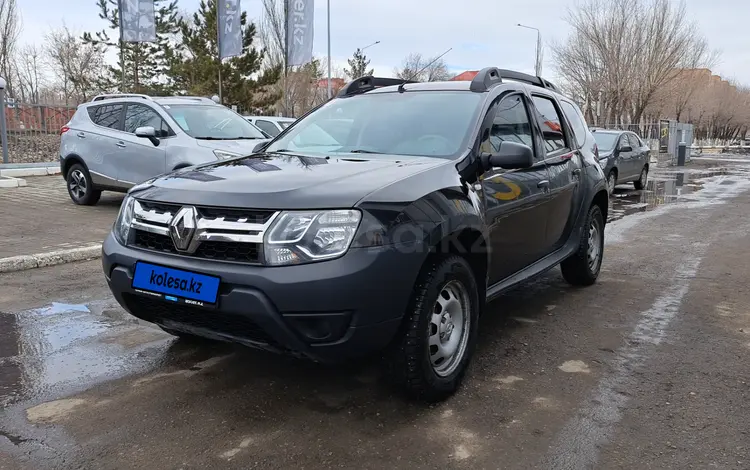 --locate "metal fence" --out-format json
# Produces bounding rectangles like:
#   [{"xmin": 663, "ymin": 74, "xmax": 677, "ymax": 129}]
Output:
[{"xmin": 1, "ymin": 99, "xmax": 76, "ymax": 164}]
